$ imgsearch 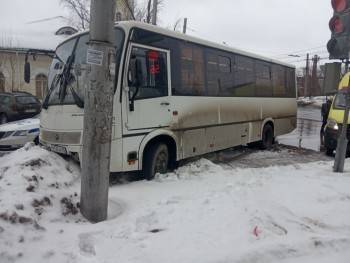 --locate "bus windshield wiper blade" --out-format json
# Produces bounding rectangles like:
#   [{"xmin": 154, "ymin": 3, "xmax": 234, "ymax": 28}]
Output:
[
  {"xmin": 42, "ymin": 74, "xmax": 60, "ymax": 109},
  {"xmin": 57, "ymin": 40, "xmax": 84, "ymax": 108},
  {"xmin": 58, "ymin": 53, "xmax": 75, "ymax": 103},
  {"xmin": 69, "ymin": 83, "xmax": 84, "ymax": 108}
]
